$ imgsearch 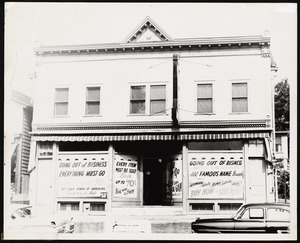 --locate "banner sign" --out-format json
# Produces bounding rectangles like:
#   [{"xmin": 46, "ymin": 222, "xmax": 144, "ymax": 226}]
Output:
[
  {"xmin": 57, "ymin": 153, "xmax": 109, "ymax": 198},
  {"xmin": 188, "ymin": 152, "xmax": 244, "ymax": 199},
  {"xmin": 172, "ymin": 155, "xmax": 182, "ymax": 199},
  {"xmin": 114, "ymin": 154, "xmax": 138, "ymax": 198}
]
